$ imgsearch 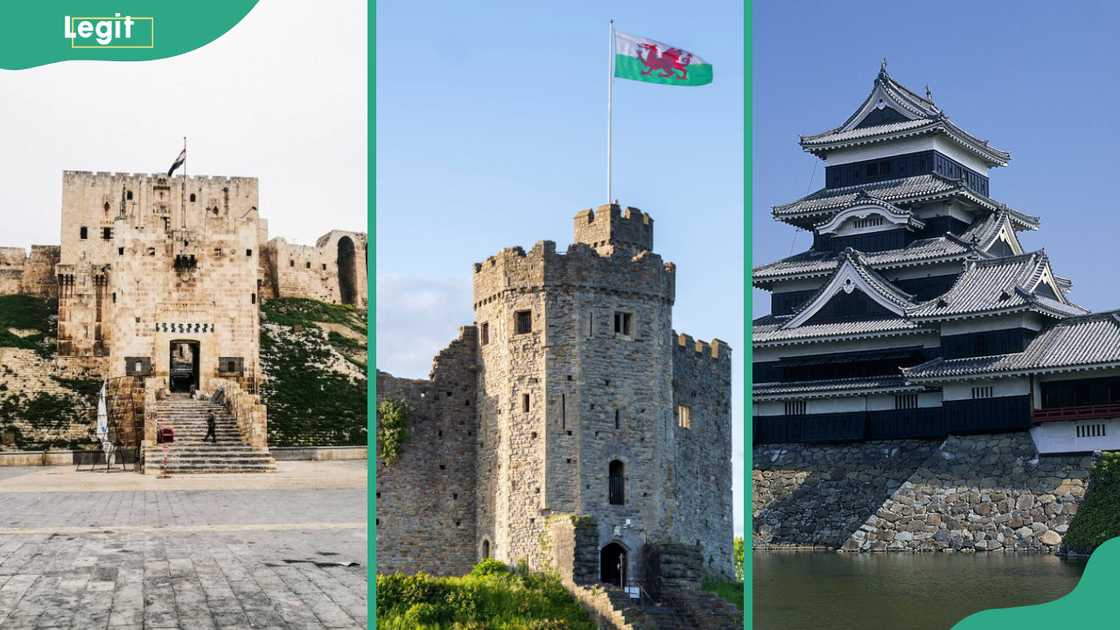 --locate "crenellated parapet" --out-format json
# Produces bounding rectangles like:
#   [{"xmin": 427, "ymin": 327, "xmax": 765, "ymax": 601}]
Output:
[
  {"xmin": 472, "ymin": 239, "xmax": 675, "ymax": 310},
  {"xmin": 573, "ymin": 203, "xmax": 654, "ymax": 257}
]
